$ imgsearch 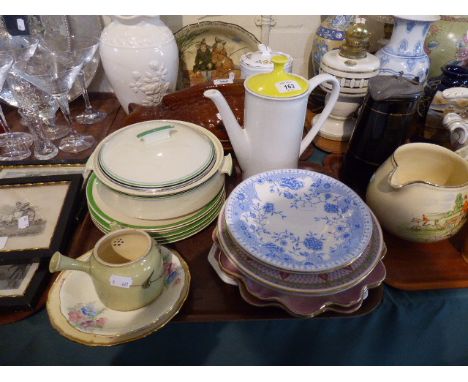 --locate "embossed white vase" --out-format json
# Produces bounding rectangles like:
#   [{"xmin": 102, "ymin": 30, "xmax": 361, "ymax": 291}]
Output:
[{"xmin": 99, "ymin": 16, "xmax": 178, "ymax": 113}]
